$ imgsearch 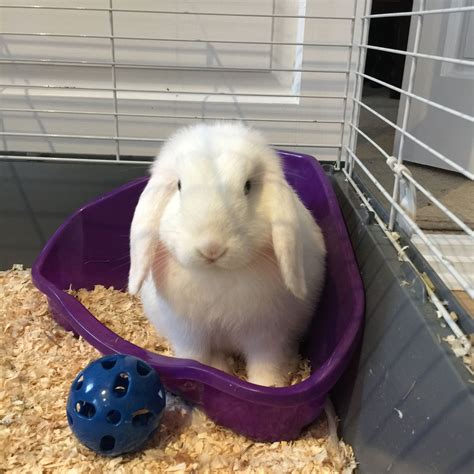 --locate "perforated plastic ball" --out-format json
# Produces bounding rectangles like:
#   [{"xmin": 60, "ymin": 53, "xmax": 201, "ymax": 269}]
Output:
[{"xmin": 66, "ymin": 354, "xmax": 166, "ymax": 456}]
